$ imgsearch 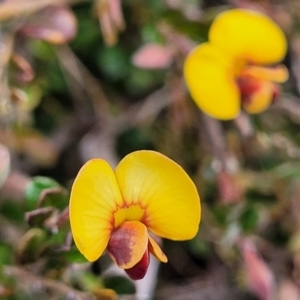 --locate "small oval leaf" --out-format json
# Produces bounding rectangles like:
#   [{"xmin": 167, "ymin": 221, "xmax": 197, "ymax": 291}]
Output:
[{"xmin": 132, "ymin": 43, "xmax": 174, "ymax": 69}]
